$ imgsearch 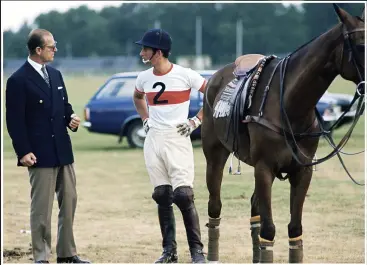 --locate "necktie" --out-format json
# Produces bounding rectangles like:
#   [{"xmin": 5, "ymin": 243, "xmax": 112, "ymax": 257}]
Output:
[{"xmin": 41, "ymin": 65, "xmax": 50, "ymax": 88}]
